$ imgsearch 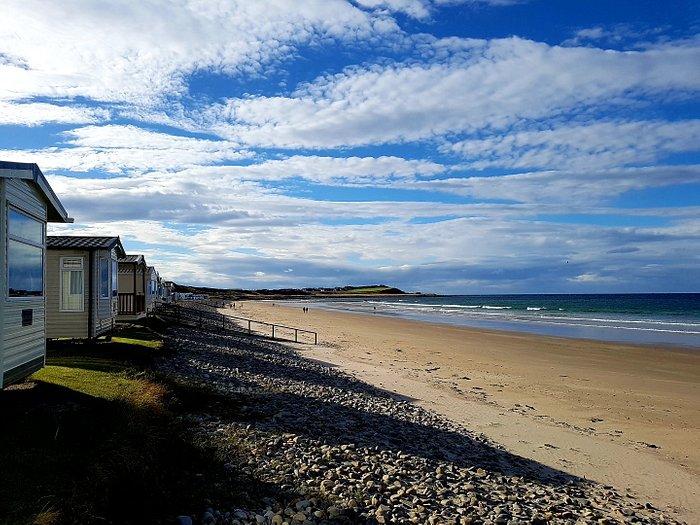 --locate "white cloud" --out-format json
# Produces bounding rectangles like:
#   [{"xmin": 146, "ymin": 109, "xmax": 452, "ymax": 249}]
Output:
[
  {"xmin": 0, "ymin": 125, "xmax": 251, "ymax": 172},
  {"xmin": 0, "ymin": 0, "xmax": 398, "ymax": 104},
  {"xmin": 563, "ymin": 25, "xmax": 667, "ymax": 47},
  {"xmin": 352, "ymin": 0, "xmax": 522, "ymax": 20},
  {"xmin": 1, "ymin": 3, "xmax": 697, "ymax": 293},
  {"xmin": 354, "ymin": 0, "xmax": 432, "ymax": 19},
  {"xmin": 38, "ymin": 155, "xmax": 699, "ymax": 292},
  {"xmin": 447, "ymin": 120, "xmax": 700, "ymax": 169},
  {"xmin": 189, "ymin": 37, "xmax": 700, "ymax": 148},
  {"xmin": 435, "ymin": 0, "xmax": 524, "ymax": 5},
  {"xmin": 0, "ymin": 101, "xmax": 110, "ymax": 126},
  {"xmin": 50, "ymin": 208, "xmax": 699, "ymax": 292},
  {"xmin": 408, "ymin": 165, "xmax": 700, "ymax": 204},
  {"xmin": 11, "ymin": 126, "xmax": 695, "ymax": 208},
  {"xmin": 237, "ymin": 155, "xmax": 445, "ymax": 184},
  {"xmin": 568, "ymin": 272, "xmax": 616, "ymax": 284},
  {"xmin": 42, "ymin": 166, "xmax": 486, "ymax": 226}
]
